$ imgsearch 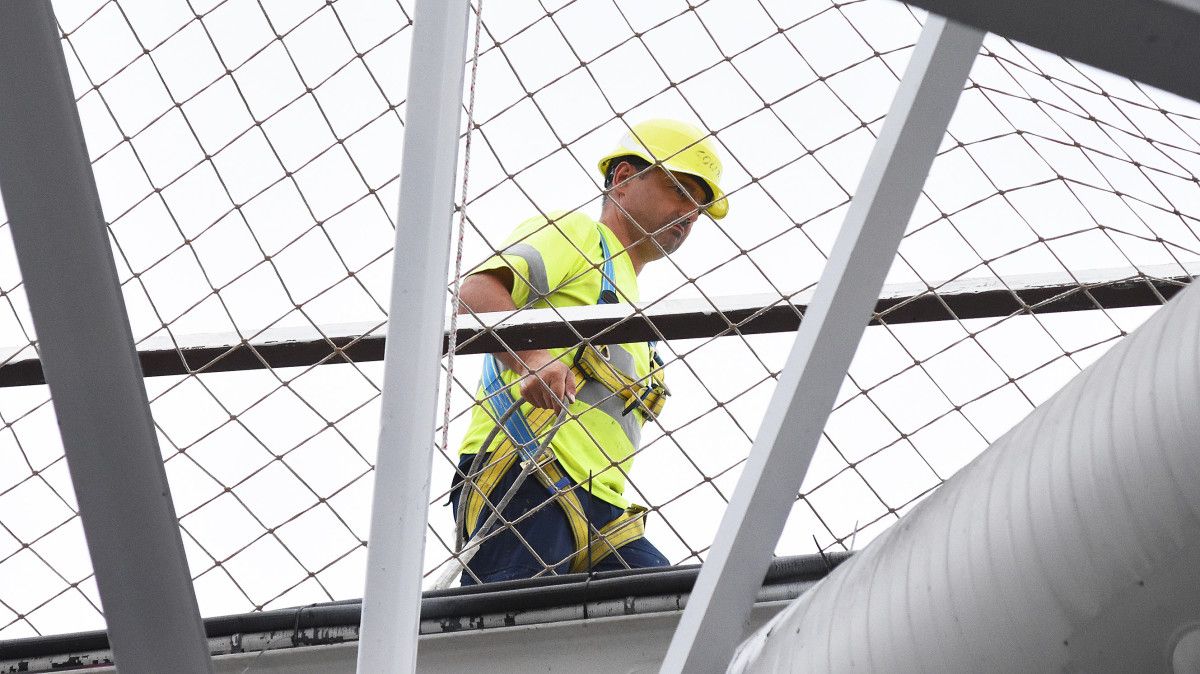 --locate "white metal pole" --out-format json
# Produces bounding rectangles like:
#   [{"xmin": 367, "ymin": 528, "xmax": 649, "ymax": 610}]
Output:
[
  {"xmin": 659, "ymin": 16, "xmax": 985, "ymax": 674},
  {"xmin": 0, "ymin": 3, "xmax": 213, "ymax": 672},
  {"xmin": 356, "ymin": 0, "xmax": 472, "ymax": 672}
]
